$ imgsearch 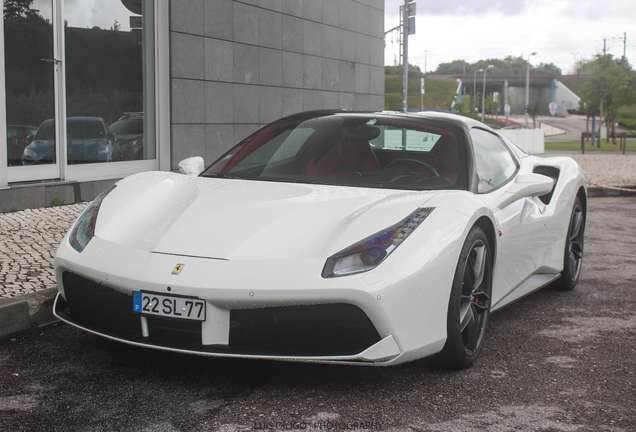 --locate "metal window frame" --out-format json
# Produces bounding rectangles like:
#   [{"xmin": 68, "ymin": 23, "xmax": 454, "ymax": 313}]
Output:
[{"xmin": 0, "ymin": 0, "xmax": 170, "ymax": 187}]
